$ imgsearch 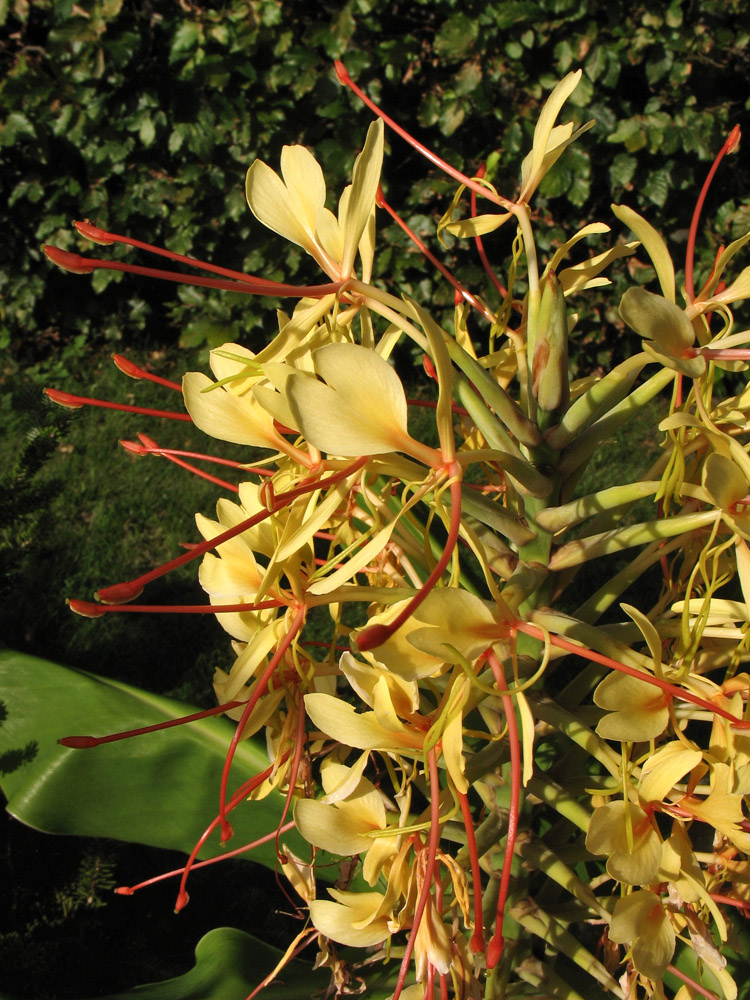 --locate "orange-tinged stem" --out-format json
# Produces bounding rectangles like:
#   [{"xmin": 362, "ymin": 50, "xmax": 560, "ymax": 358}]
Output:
[{"xmin": 485, "ymin": 649, "xmax": 521, "ymax": 970}]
